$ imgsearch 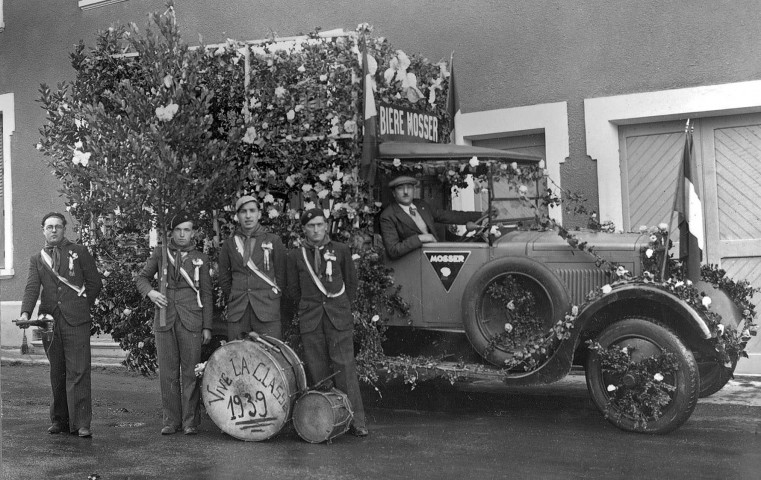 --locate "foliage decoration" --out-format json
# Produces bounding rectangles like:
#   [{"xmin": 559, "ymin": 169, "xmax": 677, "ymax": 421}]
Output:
[{"xmin": 587, "ymin": 340, "xmax": 679, "ymax": 430}]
